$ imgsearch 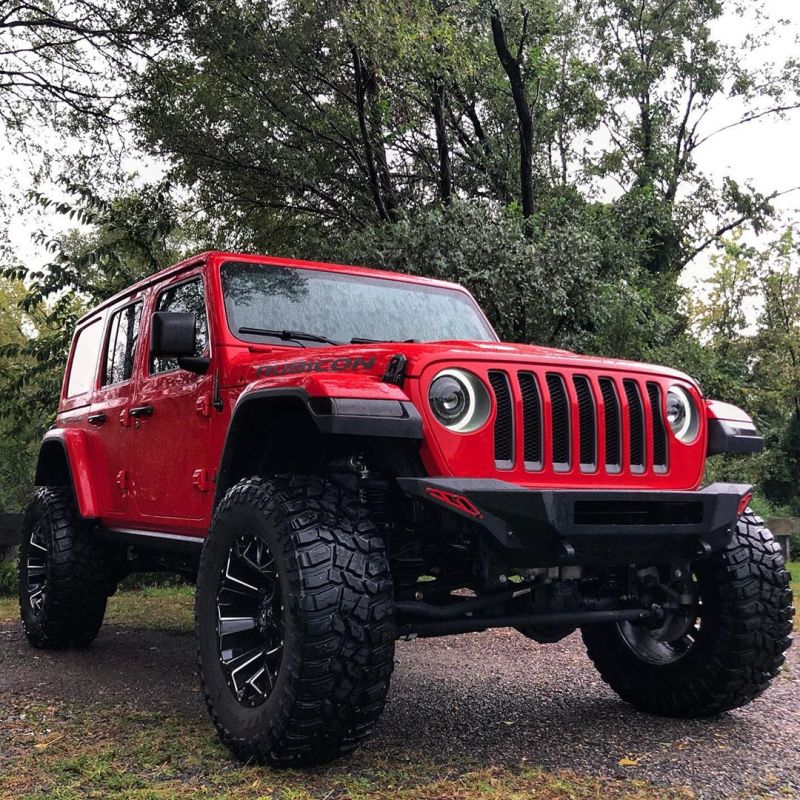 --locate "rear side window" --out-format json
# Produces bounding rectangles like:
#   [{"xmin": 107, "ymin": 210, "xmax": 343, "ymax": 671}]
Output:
[
  {"xmin": 66, "ymin": 319, "xmax": 103, "ymax": 398},
  {"xmin": 151, "ymin": 277, "xmax": 209, "ymax": 374},
  {"xmin": 103, "ymin": 302, "xmax": 143, "ymax": 386}
]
